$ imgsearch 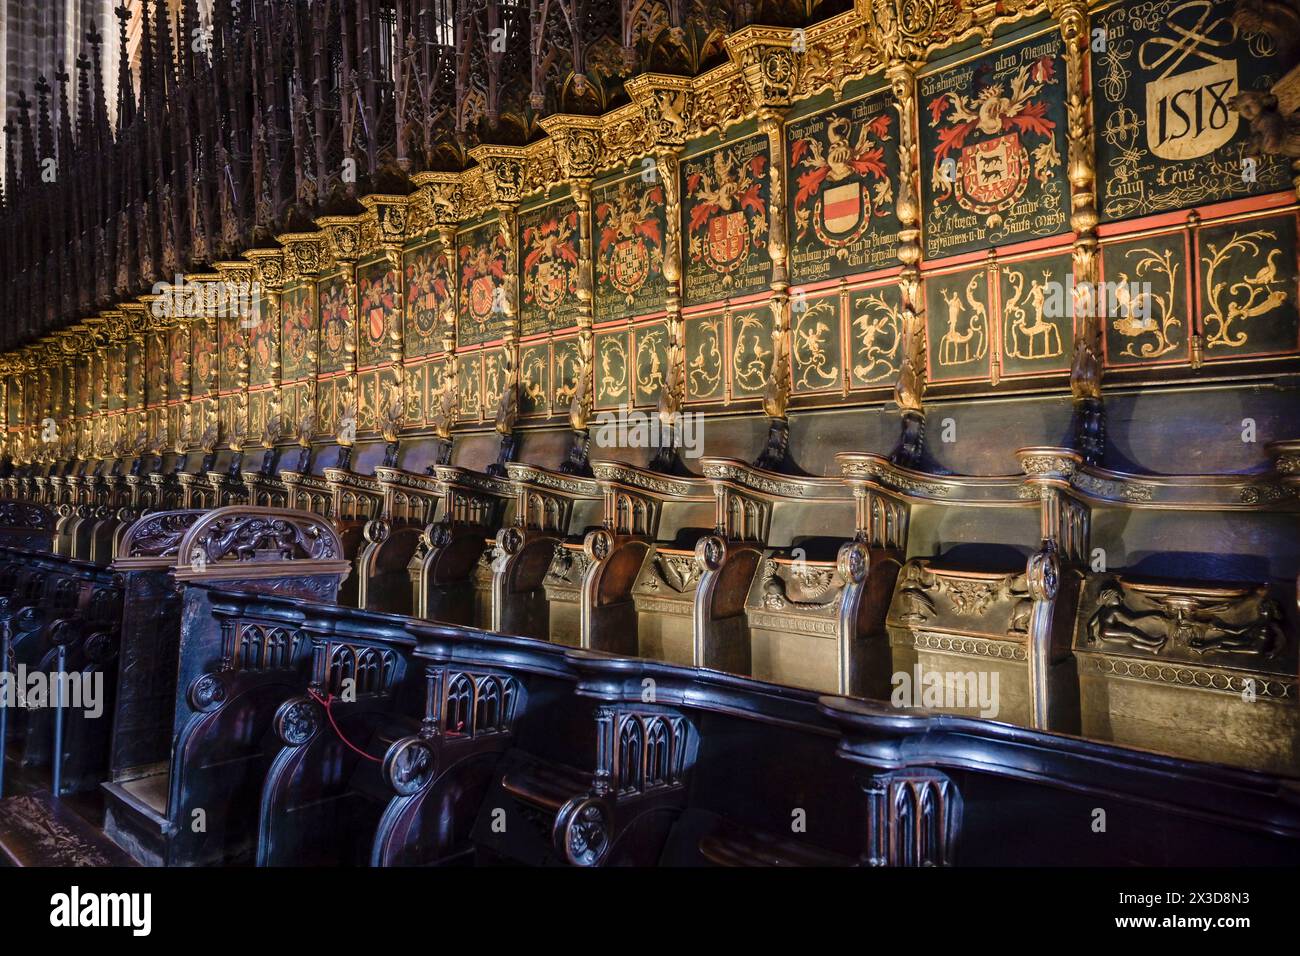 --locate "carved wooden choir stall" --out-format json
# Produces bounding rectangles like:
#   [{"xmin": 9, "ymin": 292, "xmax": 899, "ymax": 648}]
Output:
[{"xmin": 0, "ymin": 0, "xmax": 1297, "ymax": 866}]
